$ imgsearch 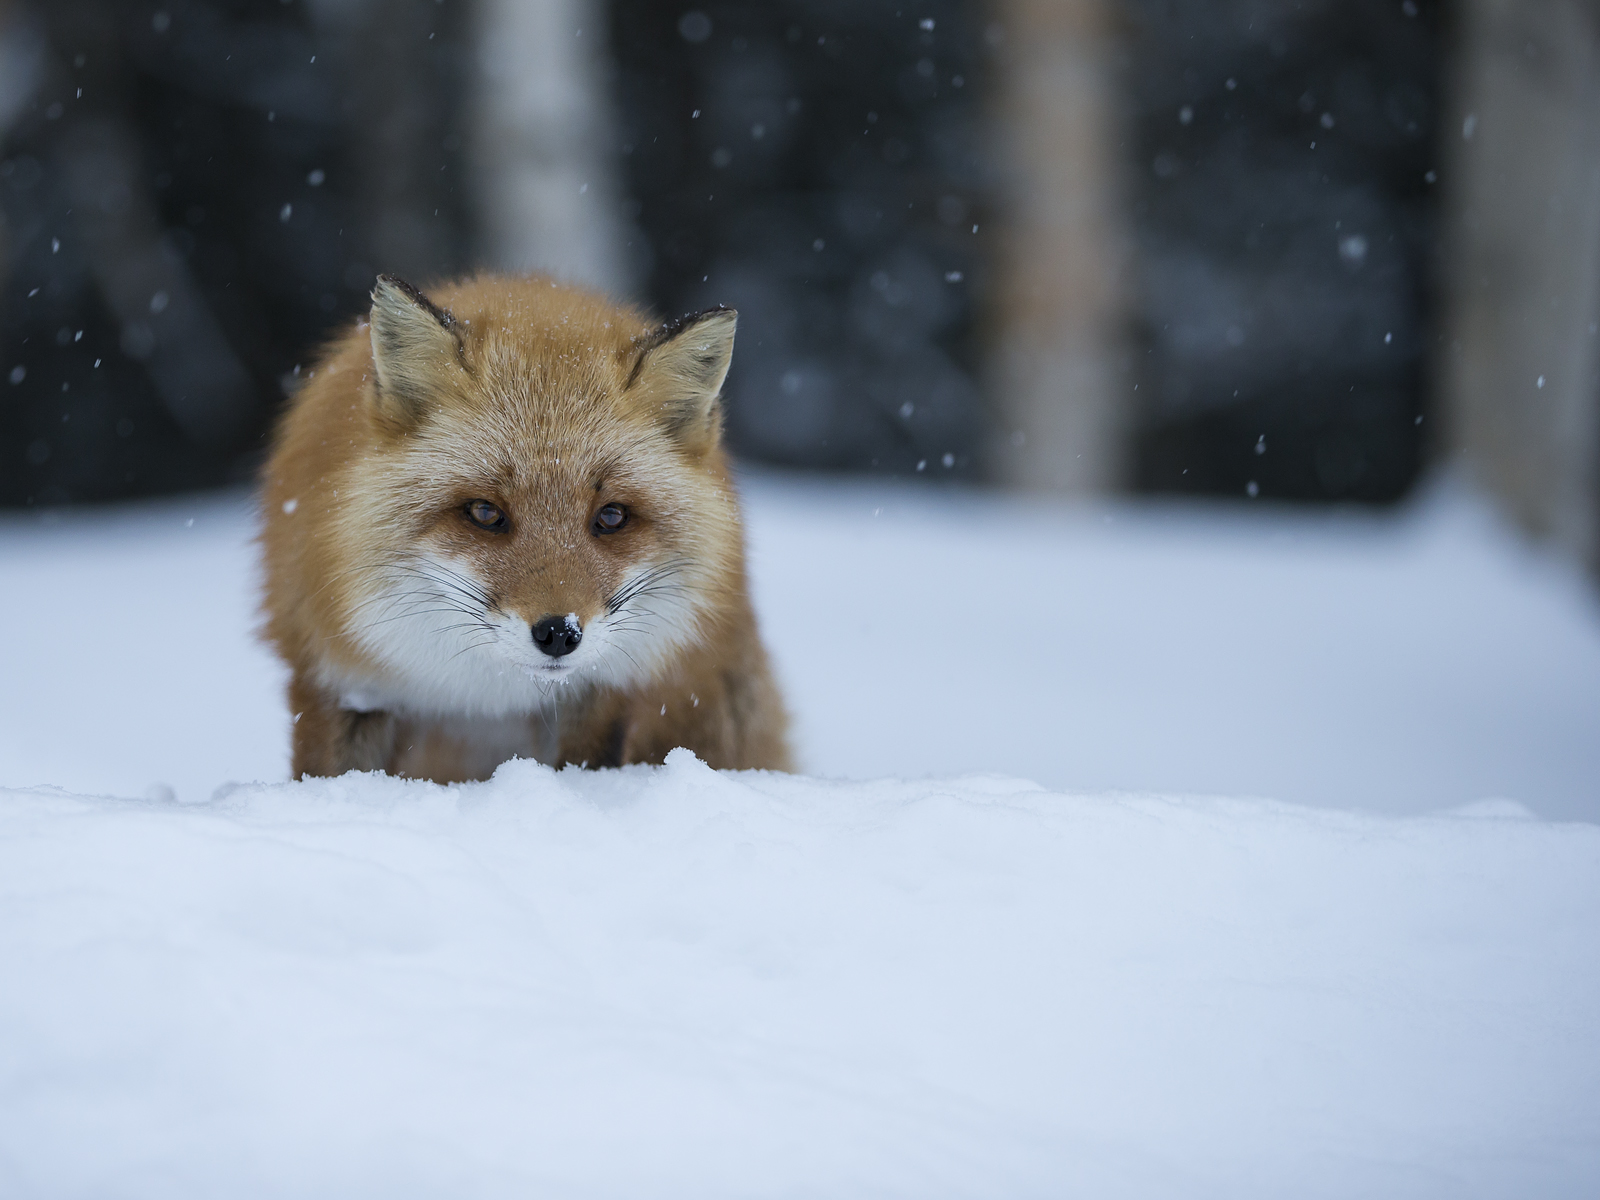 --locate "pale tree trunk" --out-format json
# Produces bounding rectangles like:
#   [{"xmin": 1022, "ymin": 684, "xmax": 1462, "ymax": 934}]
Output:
[
  {"xmin": 468, "ymin": 0, "xmax": 635, "ymax": 295},
  {"xmin": 986, "ymin": 0, "xmax": 1131, "ymax": 494},
  {"xmin": 1440, "ymin": 0, "xmax": 1600, "ymax": 574}
]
